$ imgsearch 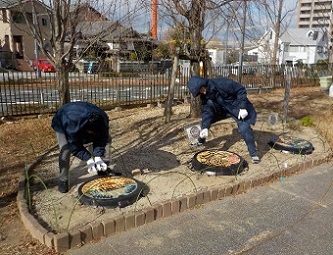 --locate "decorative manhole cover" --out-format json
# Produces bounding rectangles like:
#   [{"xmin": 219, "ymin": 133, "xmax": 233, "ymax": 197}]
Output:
[
  {"xmin": 191, "ymin": 150, "xmax": 246, "ymax": 176},
  {"xmin": 78, "ymin": 176, "xmax": 144, "ymax": 208},
  {"xmin": 268, "ymin": 134, "xmax": 314, "ymax": 155},
  {"xmin": 184, "ymin": 124, "xmax": 201, "ymax": 145}
]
